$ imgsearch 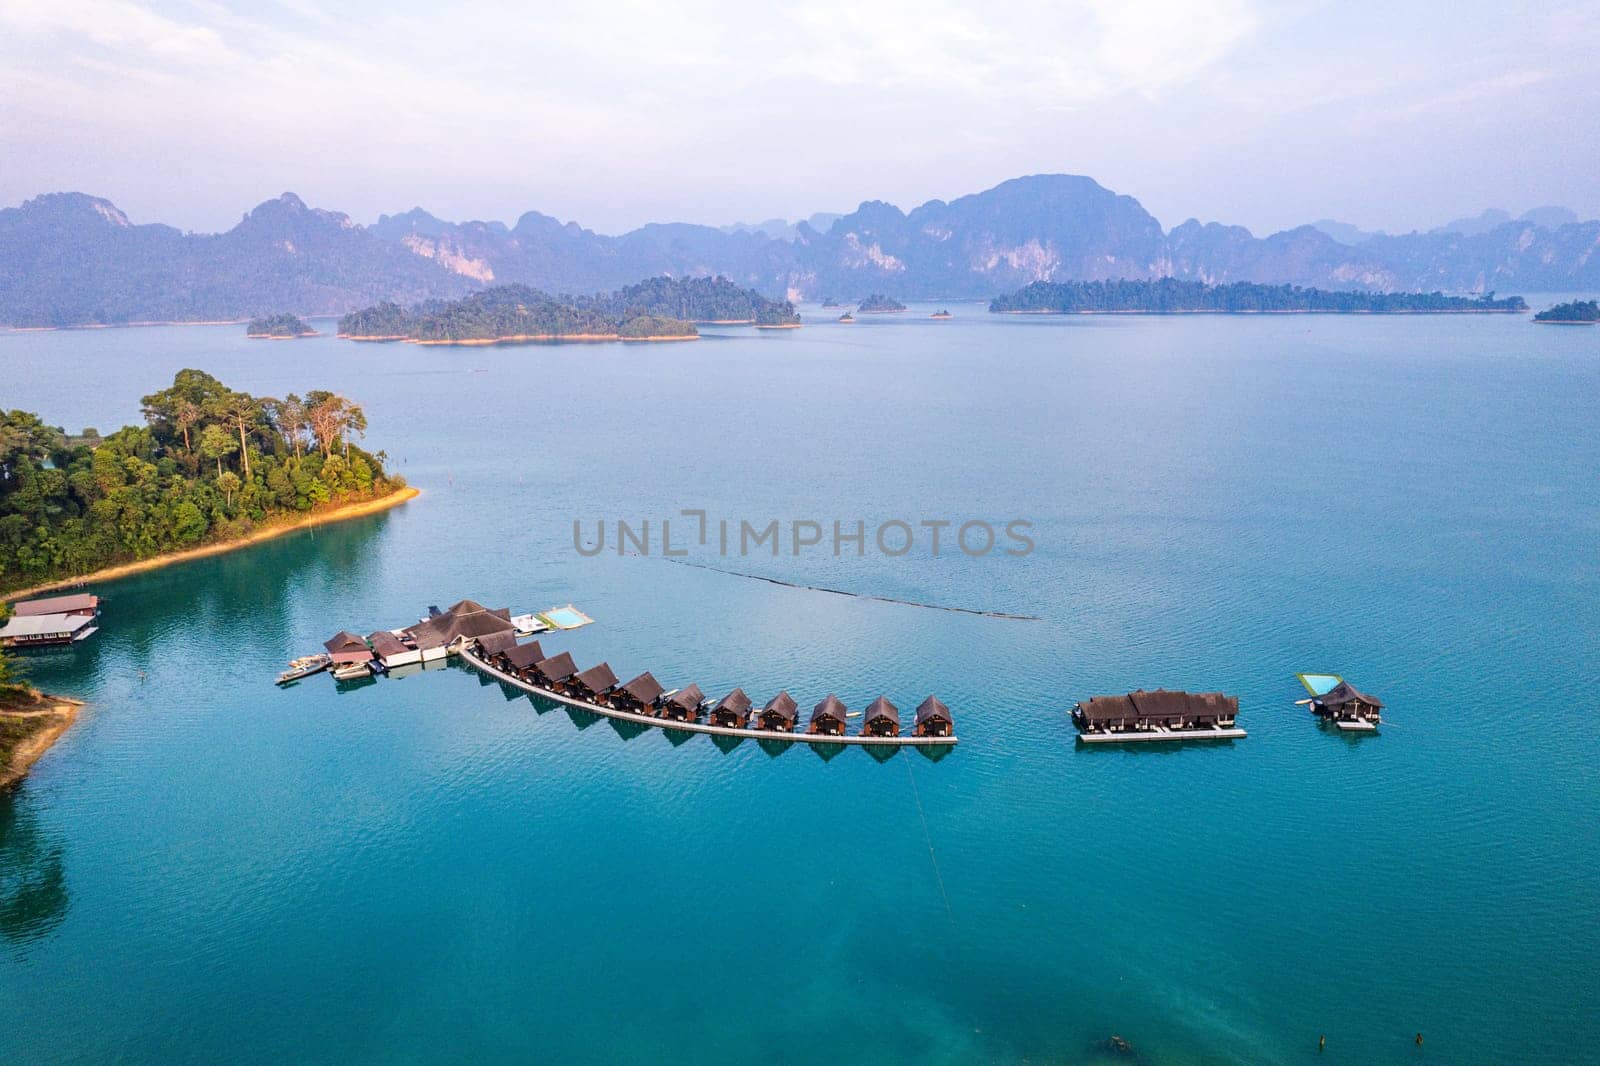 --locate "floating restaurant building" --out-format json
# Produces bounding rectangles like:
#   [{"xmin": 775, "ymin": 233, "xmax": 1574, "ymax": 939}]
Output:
[
  {"xmin": 1072, "ymin": 689, "xmax": 1244, "ymax": 742},
  {"xmin": 0, "ymin": 593, "xmax": 102, "ymax": 648}
]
